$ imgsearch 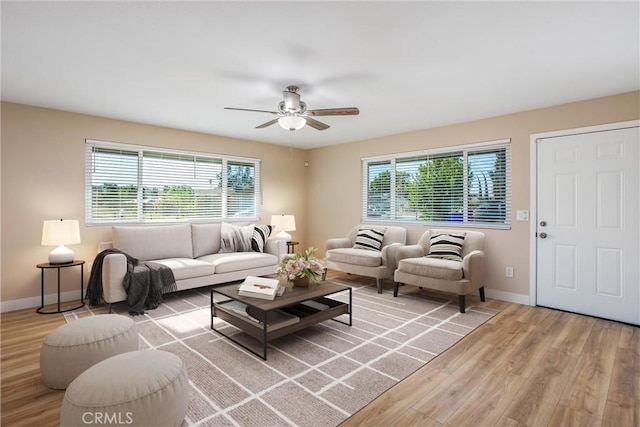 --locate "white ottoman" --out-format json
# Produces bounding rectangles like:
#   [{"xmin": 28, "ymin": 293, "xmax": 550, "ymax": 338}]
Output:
[
  {"xmin": 40, "ymin": 314, "xmax": 138, "ymax": 389},
  {"xmin": 60, "ymin": 350, "xmax": 189, "ymax": 427}
]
